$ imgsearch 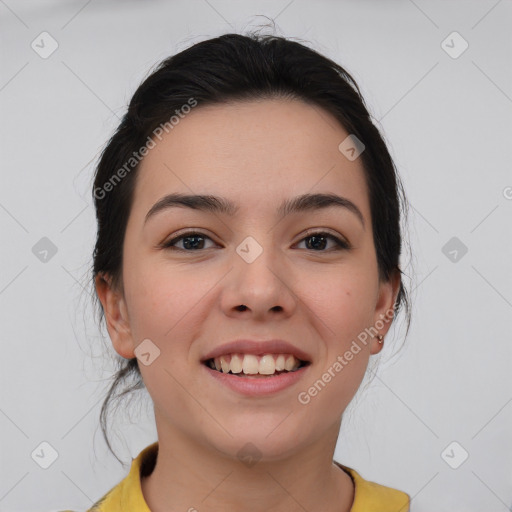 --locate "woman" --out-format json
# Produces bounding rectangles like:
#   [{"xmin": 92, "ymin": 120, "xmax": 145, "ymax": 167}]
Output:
[{"xmin": 76, "ymin": 31, "xmax": 412, "ymax": 511}]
